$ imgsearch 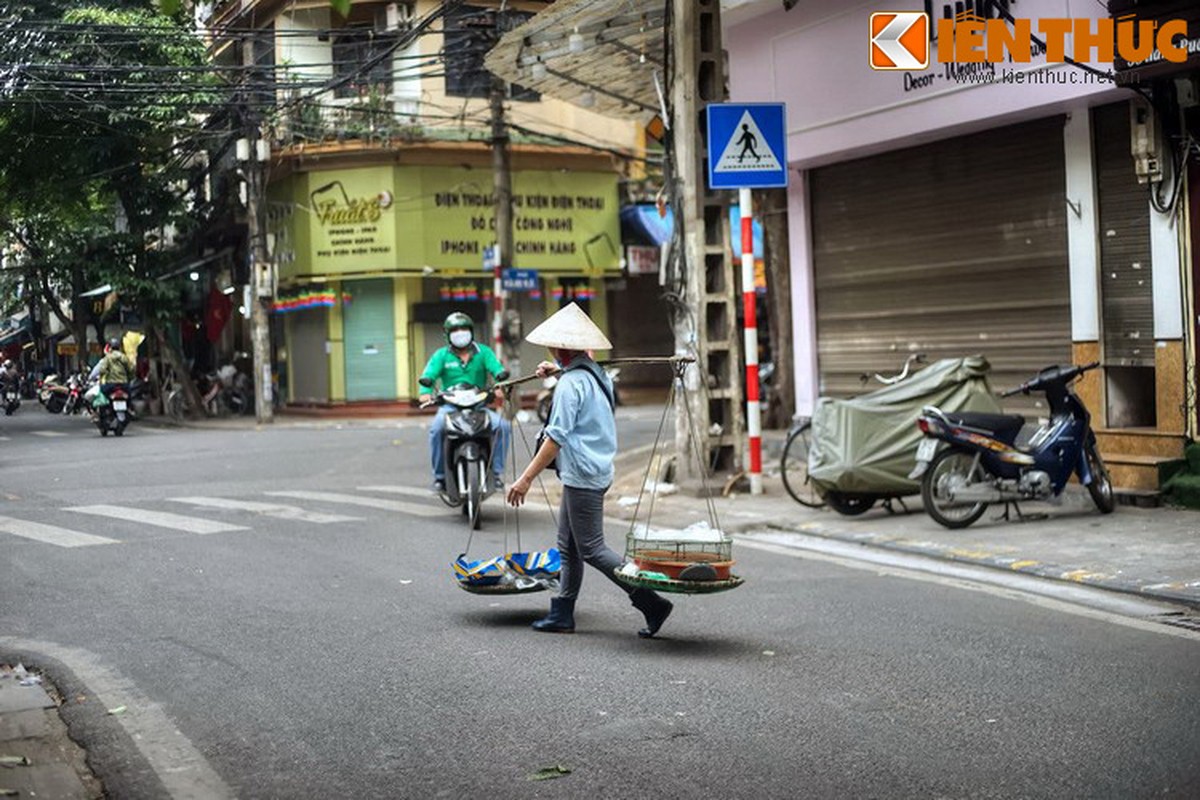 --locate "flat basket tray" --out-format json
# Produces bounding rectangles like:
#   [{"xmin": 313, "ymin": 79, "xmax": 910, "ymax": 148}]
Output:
[
  {"xmin": 613, "ymin": 571, "xmax": 745, "ymax": 595},
  {"xmin": 456, "ymin": 581, "xmax": 550, "ymax": 595}
]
